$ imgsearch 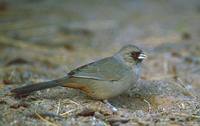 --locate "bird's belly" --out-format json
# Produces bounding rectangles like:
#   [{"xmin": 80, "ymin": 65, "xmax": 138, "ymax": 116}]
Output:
[{"xmin": 65, "ymin": 73, "xmax": 136, "ymax": 100}]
